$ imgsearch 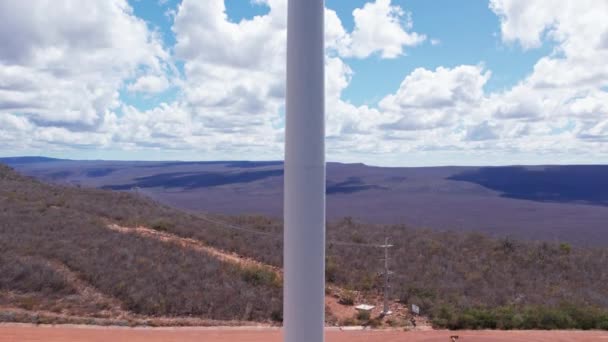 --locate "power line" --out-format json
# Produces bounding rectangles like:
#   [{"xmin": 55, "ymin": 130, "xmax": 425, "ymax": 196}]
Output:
[
  {"xmin": 327, "ymin": 241, "xmax": 384, "ymax": 248},
  {"xmin": 185, "ymin": 213, "xmax": 400, "ymax": 316},
  {"xmin": 185, "ymin": 212, "xmax": 397, "ymax": 307},
  {"xmin": 193, "ymin": 212, "xmax": 280, "ymax": 238},
  {"xmin": 189, "ymin": 211, "xmax": 385, "ymax": 247}
]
